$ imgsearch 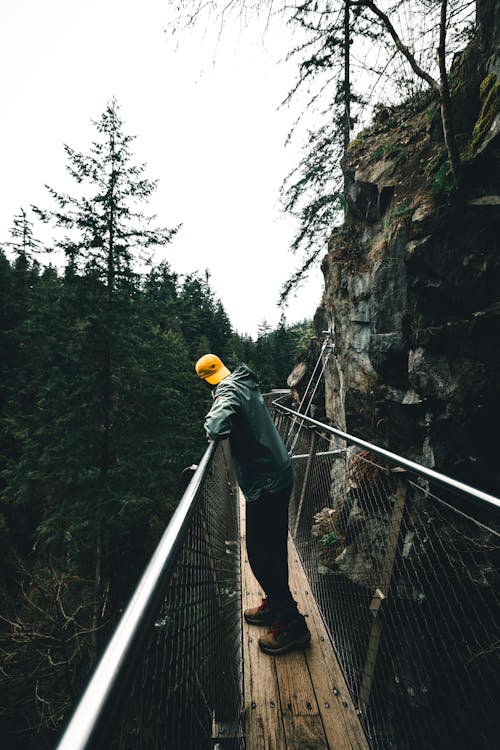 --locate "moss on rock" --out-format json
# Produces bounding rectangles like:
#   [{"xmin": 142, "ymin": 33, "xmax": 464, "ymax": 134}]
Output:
[{"xmin": 470, "ymin": 73, "xmax": 500, "ymax": 152}]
